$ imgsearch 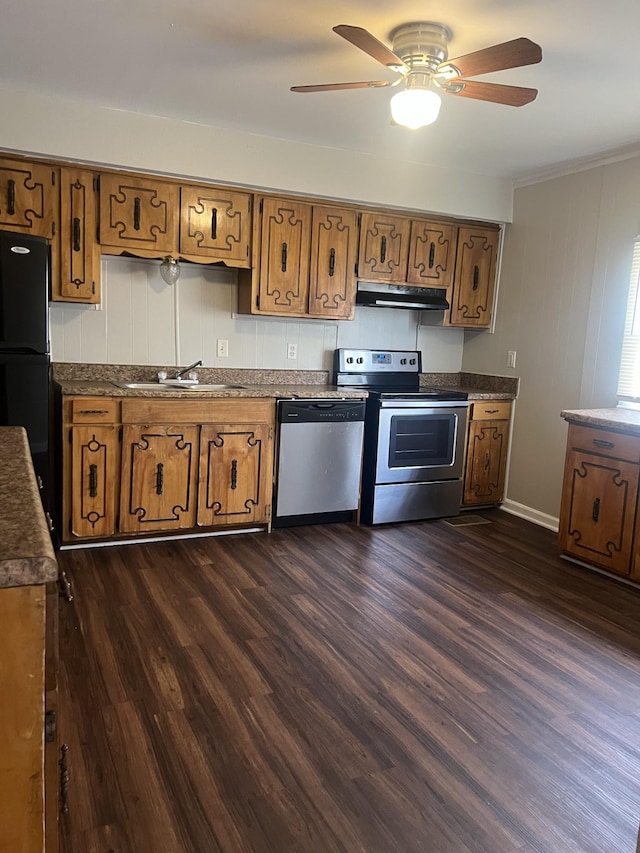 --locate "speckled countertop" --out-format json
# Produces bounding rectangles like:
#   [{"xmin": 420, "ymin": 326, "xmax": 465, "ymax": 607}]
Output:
[
  {"xmin": 561, "ymin": 407, "xmax": 640, "ymax": 435},
  {"xmin": 0, "ymin": 427, "xmax": 58, "ymax": 589},
  {"xmin": 54, "ymin": 364, "xmax": 519, "ymax": 401}
]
